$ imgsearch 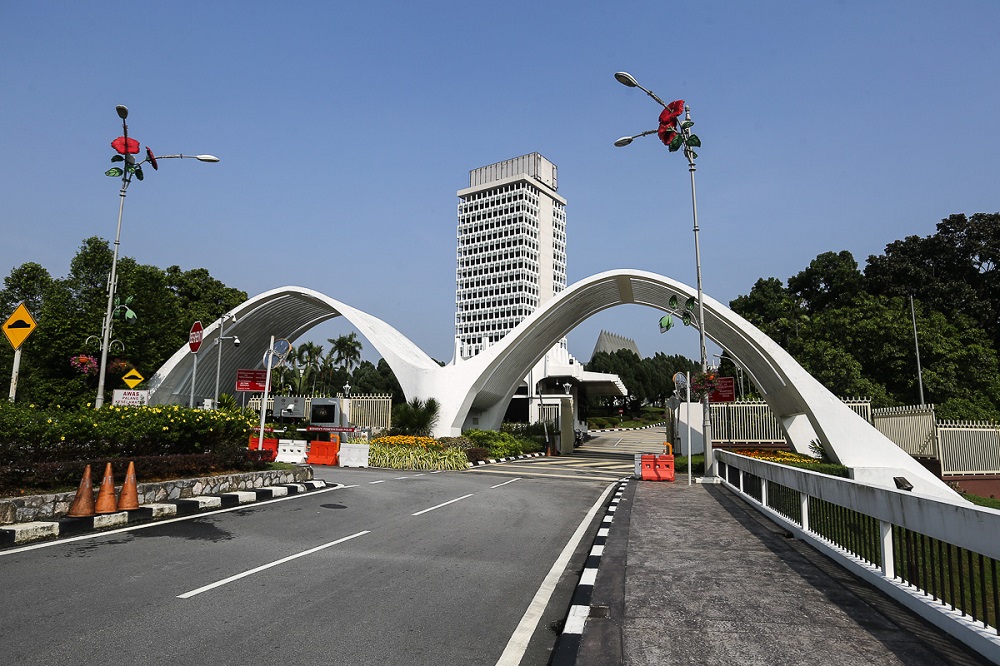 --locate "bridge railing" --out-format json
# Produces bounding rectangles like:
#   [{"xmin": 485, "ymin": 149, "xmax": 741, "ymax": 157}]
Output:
[{"xmin": 717, "ymin": 450, "xmax": 1000, "ymax": 662}]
